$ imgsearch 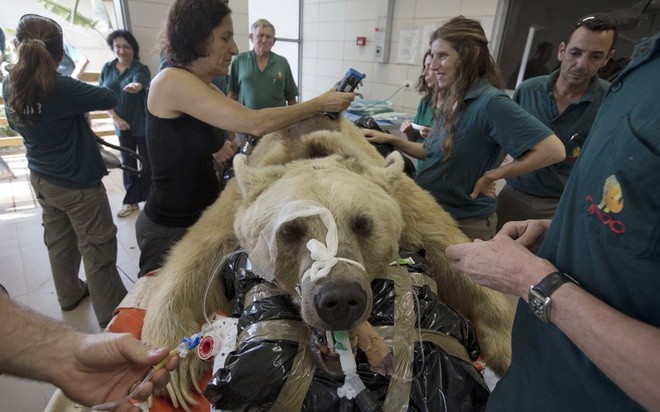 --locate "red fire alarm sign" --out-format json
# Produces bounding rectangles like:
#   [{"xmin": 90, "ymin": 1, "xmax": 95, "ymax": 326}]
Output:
[{"xmin": 356, "ymin": 36, "xmax": 366, "ymax": 46}]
